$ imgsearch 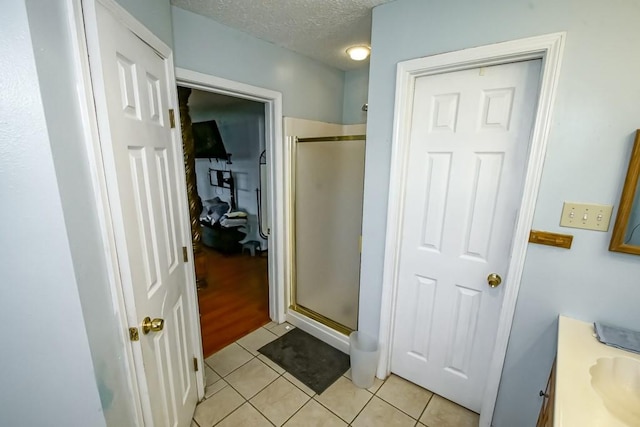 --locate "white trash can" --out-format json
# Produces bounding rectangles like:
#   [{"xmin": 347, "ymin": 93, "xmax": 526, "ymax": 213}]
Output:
[{"xmin": 349, "ymin": 331, "xmax": 379, "ymax": 389}]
